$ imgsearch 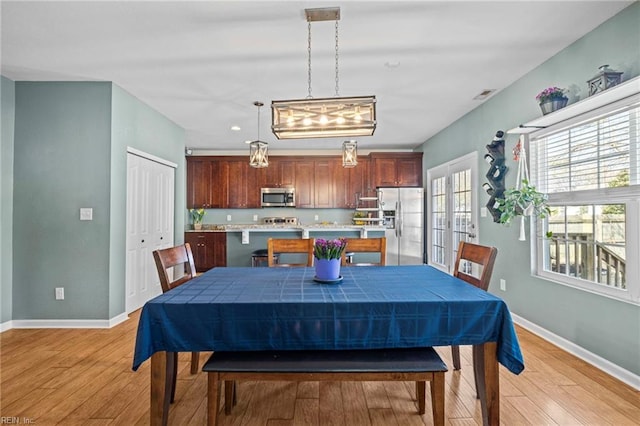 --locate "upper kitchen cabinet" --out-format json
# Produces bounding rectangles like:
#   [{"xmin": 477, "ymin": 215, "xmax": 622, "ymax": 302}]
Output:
[
  {"xmin": 334, "ymin": 157, "xmax": 370, "ymax": 208},
  {"xmin": 313, "ymin": 158, "xmax": 337, "ymax": 208},
  {"xmin": 294, "ymin": 160, "xmax": 315, "ymax": 208},
  {"xmin": 186, "ymin": 157, "xmax": 225, "ymax": 208},
  {"xmin": 370, "ymin": 153, "xmax": 423, "ymax": 187},
  {"xmin": 224, "ymin": 159, "xmax": 261, "ymax": 208},
  {"xmin": 260, "ymin": 157, "xmax": 296, "ymax": 188}
]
